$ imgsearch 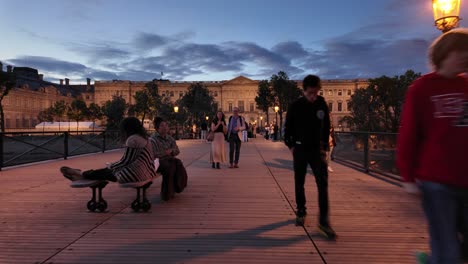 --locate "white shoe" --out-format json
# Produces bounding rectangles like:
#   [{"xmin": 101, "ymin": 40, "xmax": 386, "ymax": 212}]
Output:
[{"xmin": 328, "ymin": 166, "xmax": 334, "ymax": 172}]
